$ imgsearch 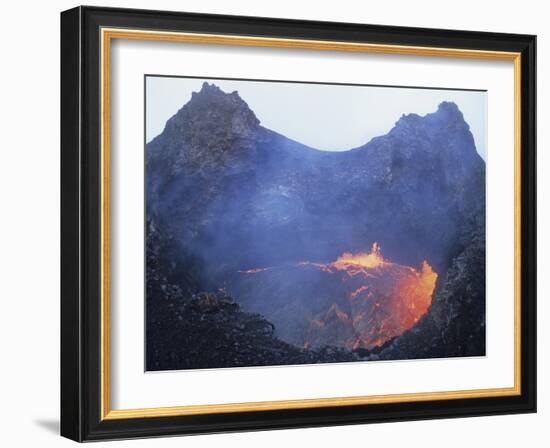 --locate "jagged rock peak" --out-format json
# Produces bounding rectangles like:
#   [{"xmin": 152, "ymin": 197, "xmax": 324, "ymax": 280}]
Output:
[
  {"xmin": 188, "ymin": 82, "xmax": 258, "ymax": 122},
  {"xmin": 393, "ymin": 101, "xmax": 469, "ymax": 134},
  {"xmin": 435, "ymin": 101, "xmax": 465, "ymax": 121},
  {"xmin": 163, "ymin": 82, "xmax": 260, "ymax": 137},
  {"xmin": 190, "ymin": 81, "xmax": 234, "ymax": 100},
  {"xmin": 437, "ymin": 100, "xmax": 461, "ymax": 113}
]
